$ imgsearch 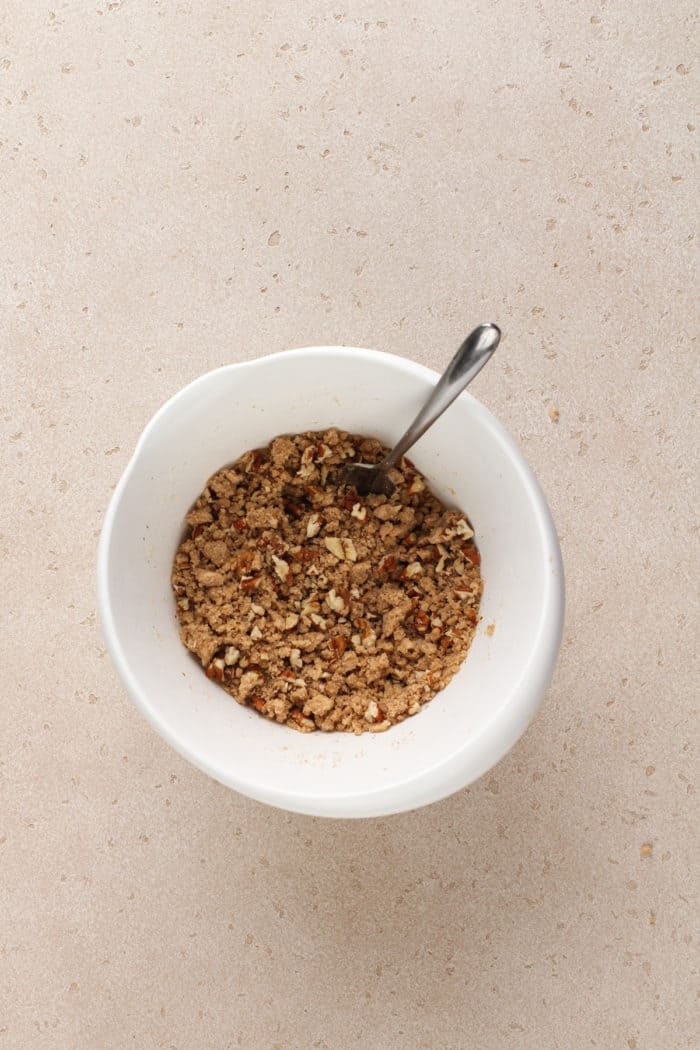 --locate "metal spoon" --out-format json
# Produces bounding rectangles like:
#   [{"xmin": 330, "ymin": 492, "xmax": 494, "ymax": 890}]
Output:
[{"xmin": 343, "ymin": 323, "xmax": 501, "ymax": 496}]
